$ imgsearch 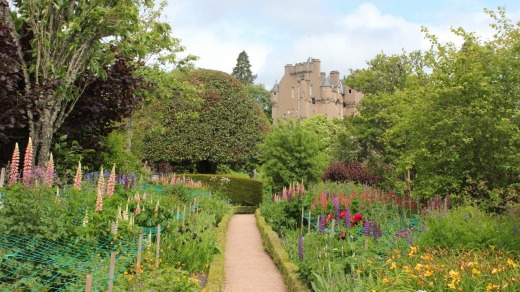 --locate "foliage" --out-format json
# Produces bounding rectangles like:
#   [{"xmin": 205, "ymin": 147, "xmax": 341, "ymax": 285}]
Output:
[
  {"xmin": 178, "ymin": 173, "xmax": 264, "ymax": 206},
  {"xmin": 56, "ymin": 53, "xmax": 151, "ymax": 170},
  {"xmin": 231, "ymin": 50, "xmax": 257, "ymax": 86},
  {"xmin": 0, "ymin": 3, "xmax": 28, "ymax": 144},
  {"xmin": 142, "ymin": 69, "xmax": 270, "ymax": 173},
  {"xmin": 2, "ymin": 0, "xmax": 191, "ymax": 165},
  {"xmin": 416, "ymin": 205, "xmax": 520, "ymax": 250},
  {"xmin": 260, "ymin": 181, "xmax": 520, "ymax": 291},
  {"xmin": 322, "ymin": 162, "xmax": 349, "ymax": 182},
  {"xmin": 101, "ymin": 131, "xmax": 144, "ymax": 175},
  {"xmin": 260, "ymin": 119, "xmax": 328, "ymax": 192},
  {"xmin": 246, "ymin": 83, "xmax": 273, "ymax": 123},
  {"xmin": 340, "ymin": 8, "xmax": 520, "ymax": 201}
]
